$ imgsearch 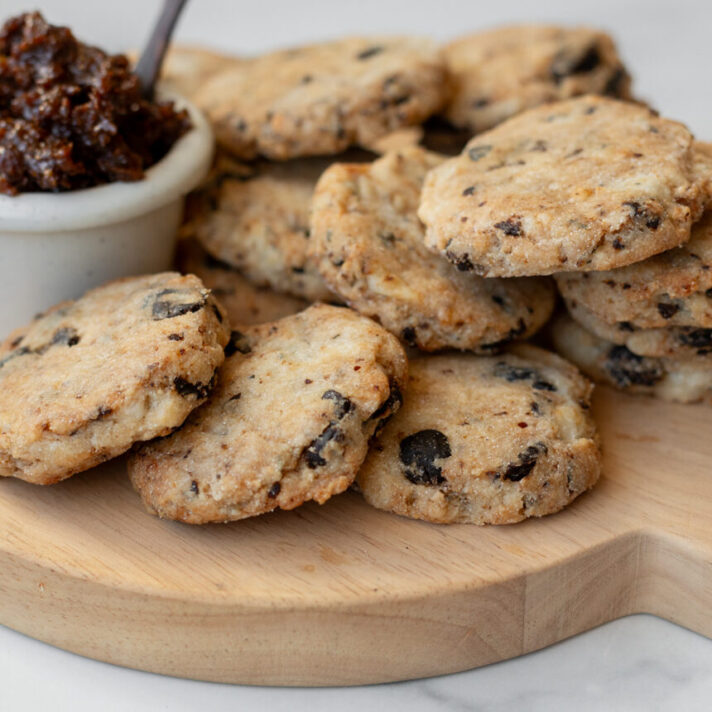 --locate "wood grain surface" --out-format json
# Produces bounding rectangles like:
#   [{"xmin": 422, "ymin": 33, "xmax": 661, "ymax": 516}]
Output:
[{"xmin": 0, "ymin": 386, "xmax": 710, "ymax": 686}]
